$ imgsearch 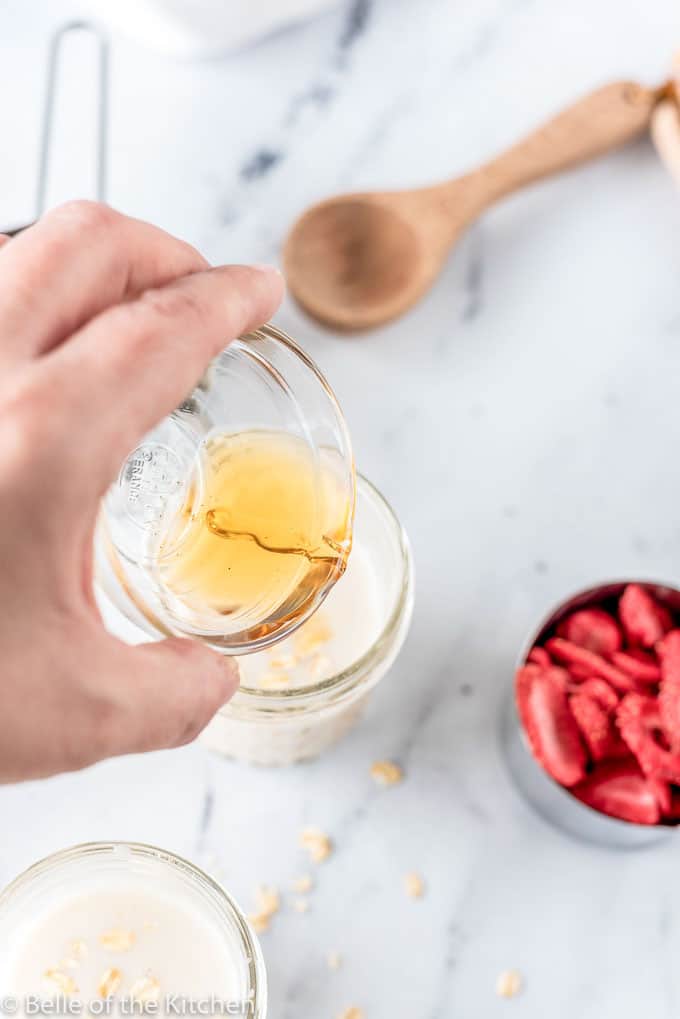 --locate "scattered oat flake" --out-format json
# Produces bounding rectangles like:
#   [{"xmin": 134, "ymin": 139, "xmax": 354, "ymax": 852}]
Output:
[
  {"xmin": 300, "ymin": 827, "xmax": 333, "ymax": 863},
  {"xmin": 404, "ymin": 872, "xmax": 425, "ymax": 898},
  {"xmin": 496, "ymin": 970, "xmax": 523, "ymax": 999},
  {"xmin": 327, "ymin": 952, "xmax": 342, "ymax": 971},
  {"xmin": 255, "ymin": 885, "xmax": 280, "ymax": 916},
  {"xmin": 370, "ymin": 760, "xmax": 403, "ymax": 786},
  {"xmin": 69, "ymin": 939, "xmax": 88, "ymax": 961},
  {"xmin": 100, "ymin": 929, "xmax": 136, "ymax": 952},
  {"xmin": 291, "ymin": 875, "xmax": 313, "ymax": 894},
  {"xmin": 131, "ymin": 975, "xmax": 161, "ymax": 1003},
  {"xmin": 45, "ymin": 969, "xmax": 79, "ymax": 996},
  {"xmin": 338, "ymin": 1008, "xmax": 363, "ymax": 1019},
  {"xmin": 294, "ymin": 615, "xmax": 333, "ymax": 656},
  {"xmin": 247, "ymin": 913, "xmax": 271, "ymax": 935},
  {"xmin": 142, "ymin": 919, "xmax": 159, "ymax": 931},
  {"xmin": 292, "ymin": 898, "xmax": 310, "ymax": 913},
  {"xmin": 98, "ymin": 968, "xmax": 122, "ymax": 999}
]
